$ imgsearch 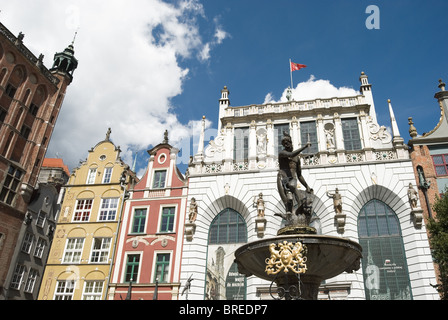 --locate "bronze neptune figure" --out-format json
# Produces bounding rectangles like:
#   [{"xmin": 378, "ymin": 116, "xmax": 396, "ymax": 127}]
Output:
[{"xmin": 276, "ymin": 132, "xmax": 314, "ymax": 231}]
